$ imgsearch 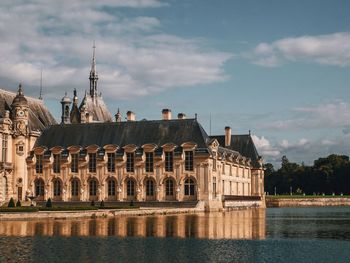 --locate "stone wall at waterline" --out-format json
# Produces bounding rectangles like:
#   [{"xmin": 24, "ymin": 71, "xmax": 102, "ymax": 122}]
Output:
[{"xmin": 266, "ymin": 197, "xmax": 350, "ymax": 207}]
